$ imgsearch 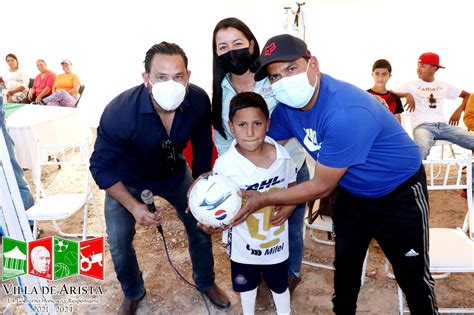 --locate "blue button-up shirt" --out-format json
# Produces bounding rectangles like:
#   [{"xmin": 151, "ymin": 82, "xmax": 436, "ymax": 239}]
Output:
[{"xmin": 90, "ymin": 83, "xmax": 213, "ymax": 194}]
